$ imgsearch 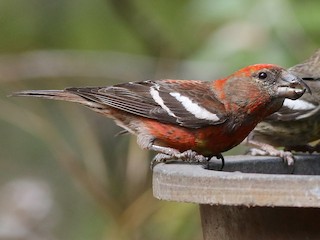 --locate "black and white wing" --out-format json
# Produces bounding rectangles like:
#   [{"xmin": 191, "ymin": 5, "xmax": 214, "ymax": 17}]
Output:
[{"xmin": 66, "ymin": 79, "xmax": 227, "ymax": 128}]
